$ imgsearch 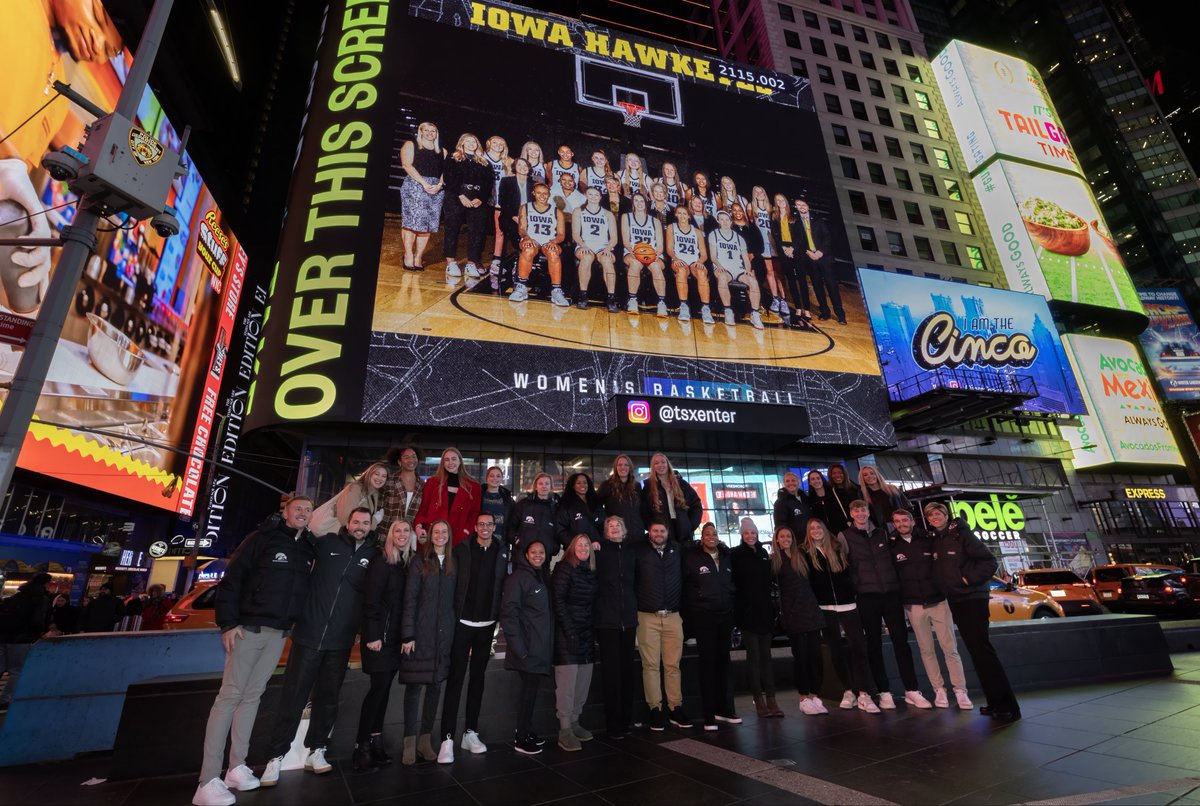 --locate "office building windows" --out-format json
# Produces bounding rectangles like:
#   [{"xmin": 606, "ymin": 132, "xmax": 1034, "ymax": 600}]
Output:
[
  {"xmin": 876, "ymin": 31, "xmax": 892, "ymax": 49},
  {"xmin": 931, "ymin": 207, "xmax": 949, "ymax": 229},
  {"xmin": 877, "ymin": 196, "xmax": 897, "ymax": 219},
  {"xmin": 942, "ymin": 241, "xmax": 961, "ymax": 265},
  {"xmin": 817, "ymin": 64, "xmax": 835, "ymax": 84},
  {"xmin": 791, "ymin": 57, "xmax": 808, "ymax": 77},
  {"xmin": 860, "ymin": 51, "xmax": 876, "ymax": 69},
  {"xmin": 803, "ymin": 9, "xmax": 820, "ymax": 27},
  {"xmin": 915, "ymin": 235, "xmax": 935, "ymax": 261},
  {"xmin": 836, "ymin": 44, "xmax": 852, "ymax": 63},
  {"xmin": 852, "ymin": 24, "xmax": 868, "ymax": 42},
  {"xmin": 841, "ymin": 156, "xmax": 859, "ymax": 179},
  {"xmin": 911, "ymin": 143, "xmax": 928, "ymax": 164},
  {"xmin": 899, "ymin": 39, "xmax": 914, "ymax": 56},
  {"xmin": 811, "ymin": 37, "xmax": 827, "ymax": 56},
  {"xmin": 901, "ymin": 113, "xmax": 918, "ymax": 133},
  {"xmin": 892, "ymin": 85, "xmax": 909, "ymax": 104},
  {"xmin": 943, "ymin": 179, "xmax": 962, "ymax": 200},
  {"xmin": 832, "ymin": 123, "xmax": 851, "ymax": 146},
  {"xmin": 884, "ymin": 58, "xmax": 900, "ymax": 76},
  {"xmin": 933, "ymin": 148, "xmax": 952, "ymax": 170},
  {"xmin": 867, "ymin": 162, "xmax": 887, "ymax": 184},
  {"xmin": 784, "ymin": 29, "xmax": 802, "ymax": 48},
  {"xmin": 876, "ymin": 107, "xmax": 894, "ymax": 127},
  {"xmin": 825, "ymin": 93, "xmax": 842, "ymax": 114},
  {"xmin": 885, "ymin": 136, "xmax": 903, "ymax": 158},
  {"xmin": 851, "ymin": 100, "xmax": 869, "ymax": 120},
  {"xmin": 904, "ymin": 201, "xmax": 923, "ymax": 225},
  {"xmin": 887, "ymin": 231, "xmax": 907, "ymax": 256},
  {"xmin": 843, "ymin": 71, "xmax": 860, "ymax": 91},
  {"xmin": 848, "ymin": 190, "xmax": 869, "ymax": 215},
  {"xmin": 860, "ymin": 131, "xmax": 878, "ymax": 151},
  {"xmin": 828, "ymin": 18, "xmax": 844, "ymax": 35},
  {"xmin": 924, "ymin": 119, "xmax": 942, "ymax": 139},
  {"xmin": 778, "ymin": 3, "xmax": 795, "ymax": 22},
  {"xmin": 867, "ymin": 77, "xmax": 884, "ymax": 98},
  {"xmin": 965, "ymin": 245, "xmax": 986, "ymax": 270},
  {"xmin": 907, "ymin": 63, "xmax": 923, "ymax": 82},
  {"xmin": 914, "ymin": 90, "xmax": 931, "ymax": 110},
  {"xmin": 859, "ymin": 226, "xmax": 879, "ymax": 251},
  {"xmin": 895, "ymin": 167, "xmax": 913, "ymax": 190},
  {"xmin": 955, "ymin": 211, "xmax": 975, "ymax": 235}
]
